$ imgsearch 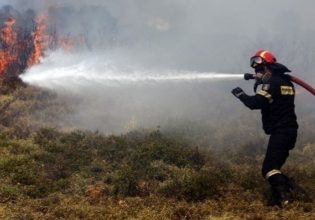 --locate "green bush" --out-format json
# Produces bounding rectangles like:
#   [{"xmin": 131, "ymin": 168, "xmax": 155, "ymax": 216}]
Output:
[
  {"xmin": 11, "ymin": 164, "xmax": 38, "ymax": 185},
  {"xmin": 0, "ymin": 184, "xmax": 20, "ymax": 202},
  {"xmin": 0, "ymin": 156, "xmax": 36, "ymax": 175},
  {"xmin": 34, "ymin": 129, "xmax": 95, "ymax": 175},
  {"xmin": 129, "ymin": 131, "xmax": 206, "ymax": 177},
  {"xmin": 110, "ymin": 166, "xmax": 140, "ymax": 196},
  {"xmin": 237, "ymin": 169, "xmax": 265, "ymax": 192},
  {"xmin": 158, "ymin": 167, "xmax": 221, "ymax": 201}
]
